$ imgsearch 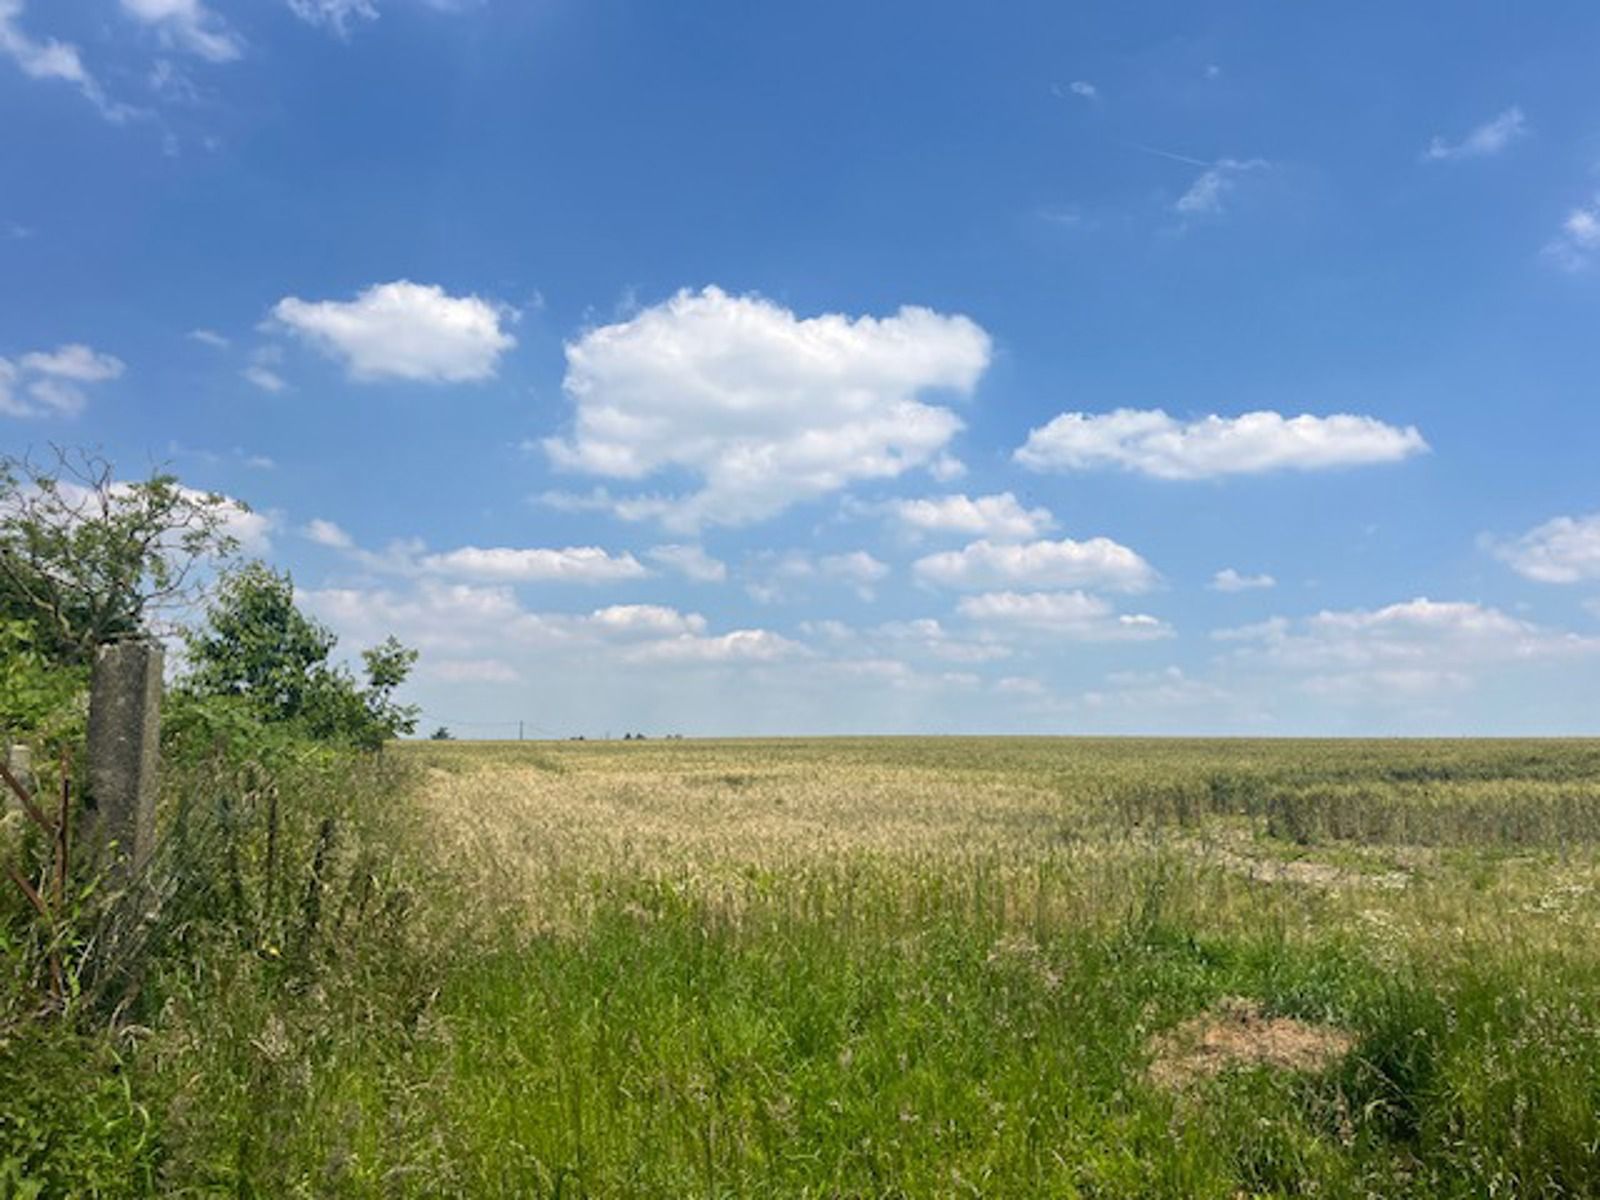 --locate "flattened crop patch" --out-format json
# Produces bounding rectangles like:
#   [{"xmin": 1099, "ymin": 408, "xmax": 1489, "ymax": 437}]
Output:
[{"xmin": 1146, "ymin": 997, "xmax": 1354, "ymax": 1090}]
